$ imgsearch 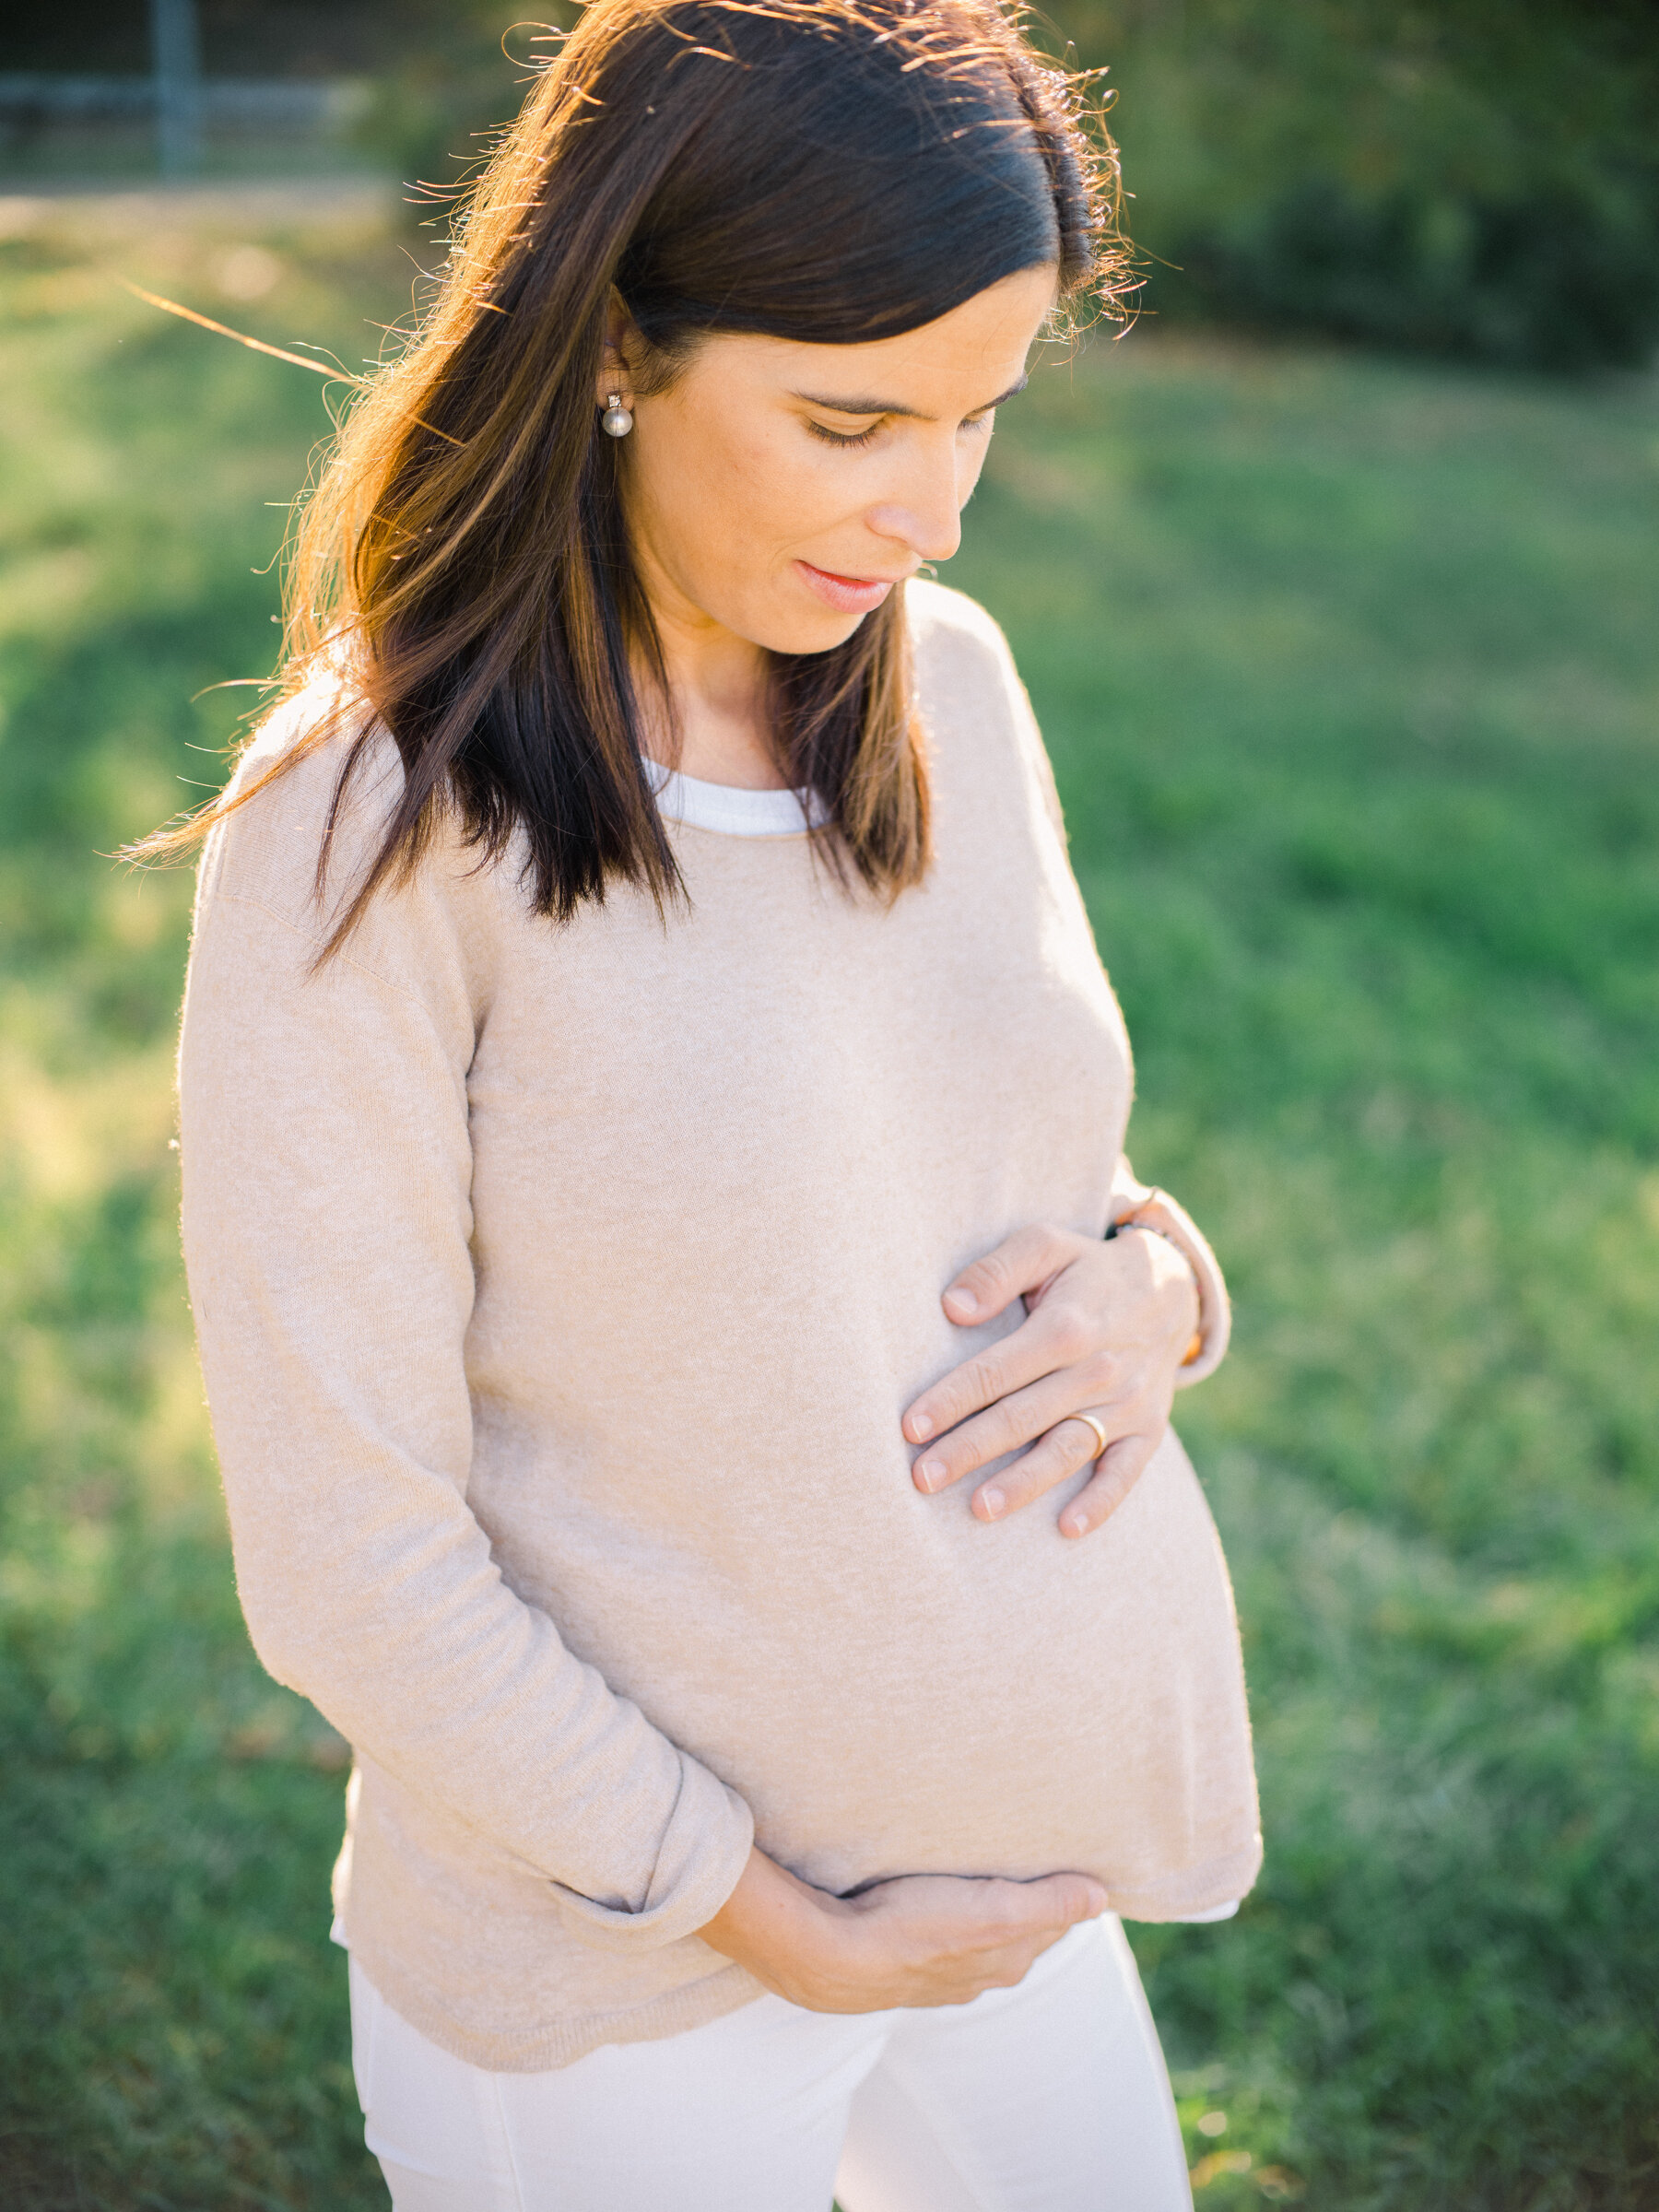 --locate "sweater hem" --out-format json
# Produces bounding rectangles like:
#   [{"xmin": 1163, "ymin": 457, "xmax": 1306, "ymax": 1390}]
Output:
[{"xmin": 1108, "ymin": 1835, "xmax": 1264, "ymax": 1924}]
